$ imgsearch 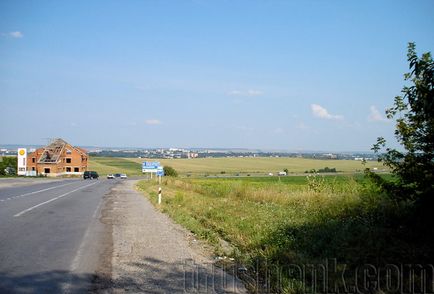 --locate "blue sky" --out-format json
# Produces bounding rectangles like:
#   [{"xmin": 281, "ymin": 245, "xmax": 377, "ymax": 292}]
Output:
[{"xmin": 1, "ymin": 0, "xmax": 433, "ymax": 151}]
